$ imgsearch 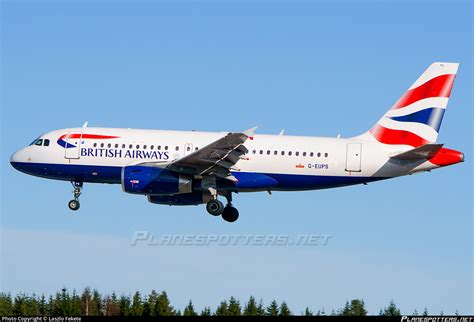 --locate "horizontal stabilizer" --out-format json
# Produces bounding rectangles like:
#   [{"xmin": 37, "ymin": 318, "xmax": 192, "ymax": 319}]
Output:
[{"xmin": 390, "ymin": 144, "xmax": 443, "ymax": 160}]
